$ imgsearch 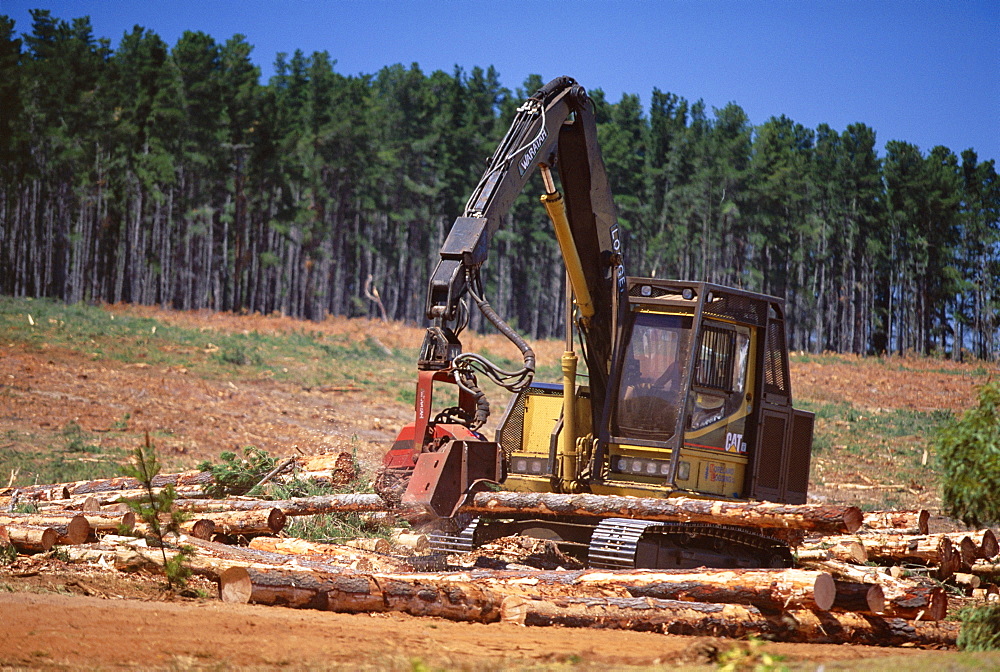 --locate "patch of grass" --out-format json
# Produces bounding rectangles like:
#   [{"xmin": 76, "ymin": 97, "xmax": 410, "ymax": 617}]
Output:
[
  {"xmin": 803, "ymin": 399, "xmax": 953, "ymax": 509},
  {"xmin": 2, "ymin": 426, "xmax": 126, "ymax": 487},
  {"xmin": 791, "ymin": 352, "xmax": 860, "ymax": 366},
  {"xmin": 0, "ymin": 296, "xmax": 416, "ymax": 395}
]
